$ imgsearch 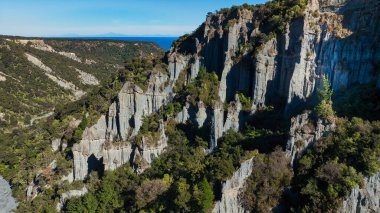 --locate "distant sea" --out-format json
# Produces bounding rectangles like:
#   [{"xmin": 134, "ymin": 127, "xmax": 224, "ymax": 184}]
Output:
[{"xmin": 61, "ymin": 37, "xmax": 178, "ymax": 50}]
